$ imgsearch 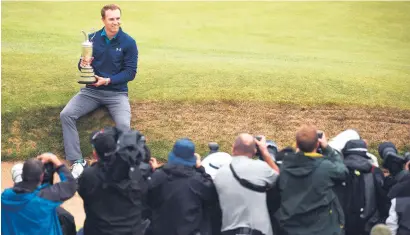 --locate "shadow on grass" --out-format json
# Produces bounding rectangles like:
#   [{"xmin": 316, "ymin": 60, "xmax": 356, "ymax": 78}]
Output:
[
  {"xmin": 0, "ymin": 105, "xmax": 223, "ymax": 162},
  {"xmin": 1, "ymin": 106, "xmax": 116, "ymax": 161}
]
